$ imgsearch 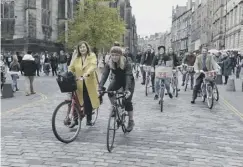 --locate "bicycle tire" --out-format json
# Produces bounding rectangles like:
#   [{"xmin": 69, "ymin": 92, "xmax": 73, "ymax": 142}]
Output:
[
  {"xmin": 91, "ymin": 108, "xmax": 99, "ymax": 125},
  {"xmin": 107, "ymin": 109, "xmax": 117, "ymax": 152},
  {"xmin": 160, "ymin": 88, "xmax": 164, "ymax": 112},
  {"xmin": 207, "ymin": 85, "xmax": 214, "ymax": 109},
  {"xmin": 121, "ymin": 111, "xmax": 129, "ymax": 133},
  {"xmin": 184, "ymin": 74, "xmax": 189, "ymax": 92},
  {"xmin": 213, "ymin": 84, "xmax": 219, "ymax": 101},
  {"xmin": 145, "ymin": 77, "xmax": 149, "ymax": 96},
  {"xmin": 52, "ymin": 101, "xmax": 81, "ymax": 143}
]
